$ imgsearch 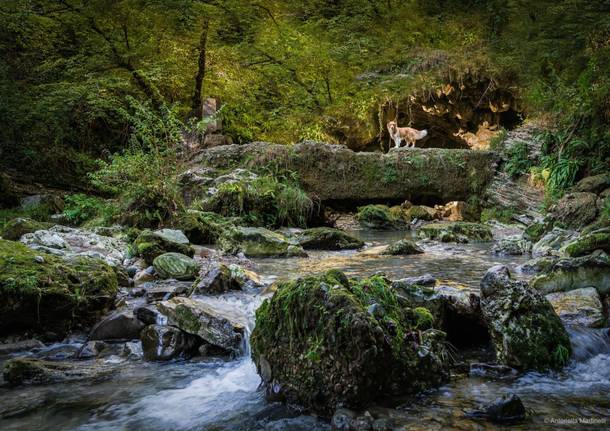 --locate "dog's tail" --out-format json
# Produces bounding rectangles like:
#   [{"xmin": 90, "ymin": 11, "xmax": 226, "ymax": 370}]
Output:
[{"xmin": 416, "ymin": 129, "xmax": 428, "ymax": 140}]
